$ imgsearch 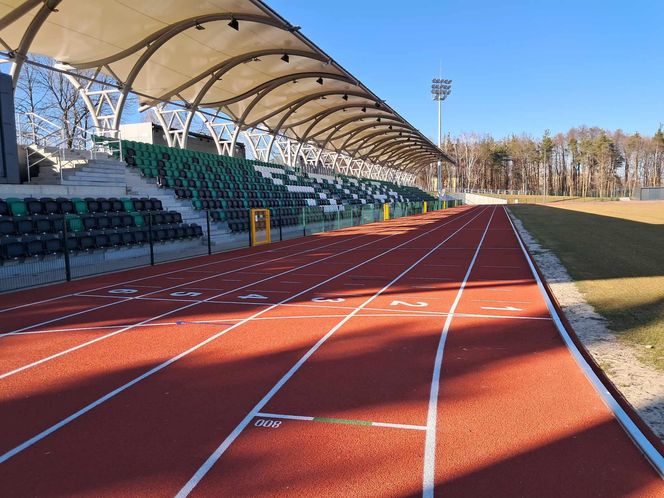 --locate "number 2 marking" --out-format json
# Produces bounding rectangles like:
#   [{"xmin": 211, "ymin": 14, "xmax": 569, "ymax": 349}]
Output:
[{"xmin": 390, "ymin": 300, "xmax": 428, "ymax": 307}]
